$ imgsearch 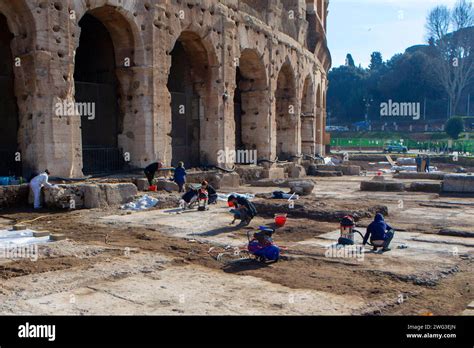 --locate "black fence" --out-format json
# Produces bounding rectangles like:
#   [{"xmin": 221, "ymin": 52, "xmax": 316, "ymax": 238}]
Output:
[
  {"xmin": 0, "ymin": 149, "xmax": 21, "ymax": 177},
  {"xmin": 82, "ymin": 147, "xmax": 126, "ymax": 175}
]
